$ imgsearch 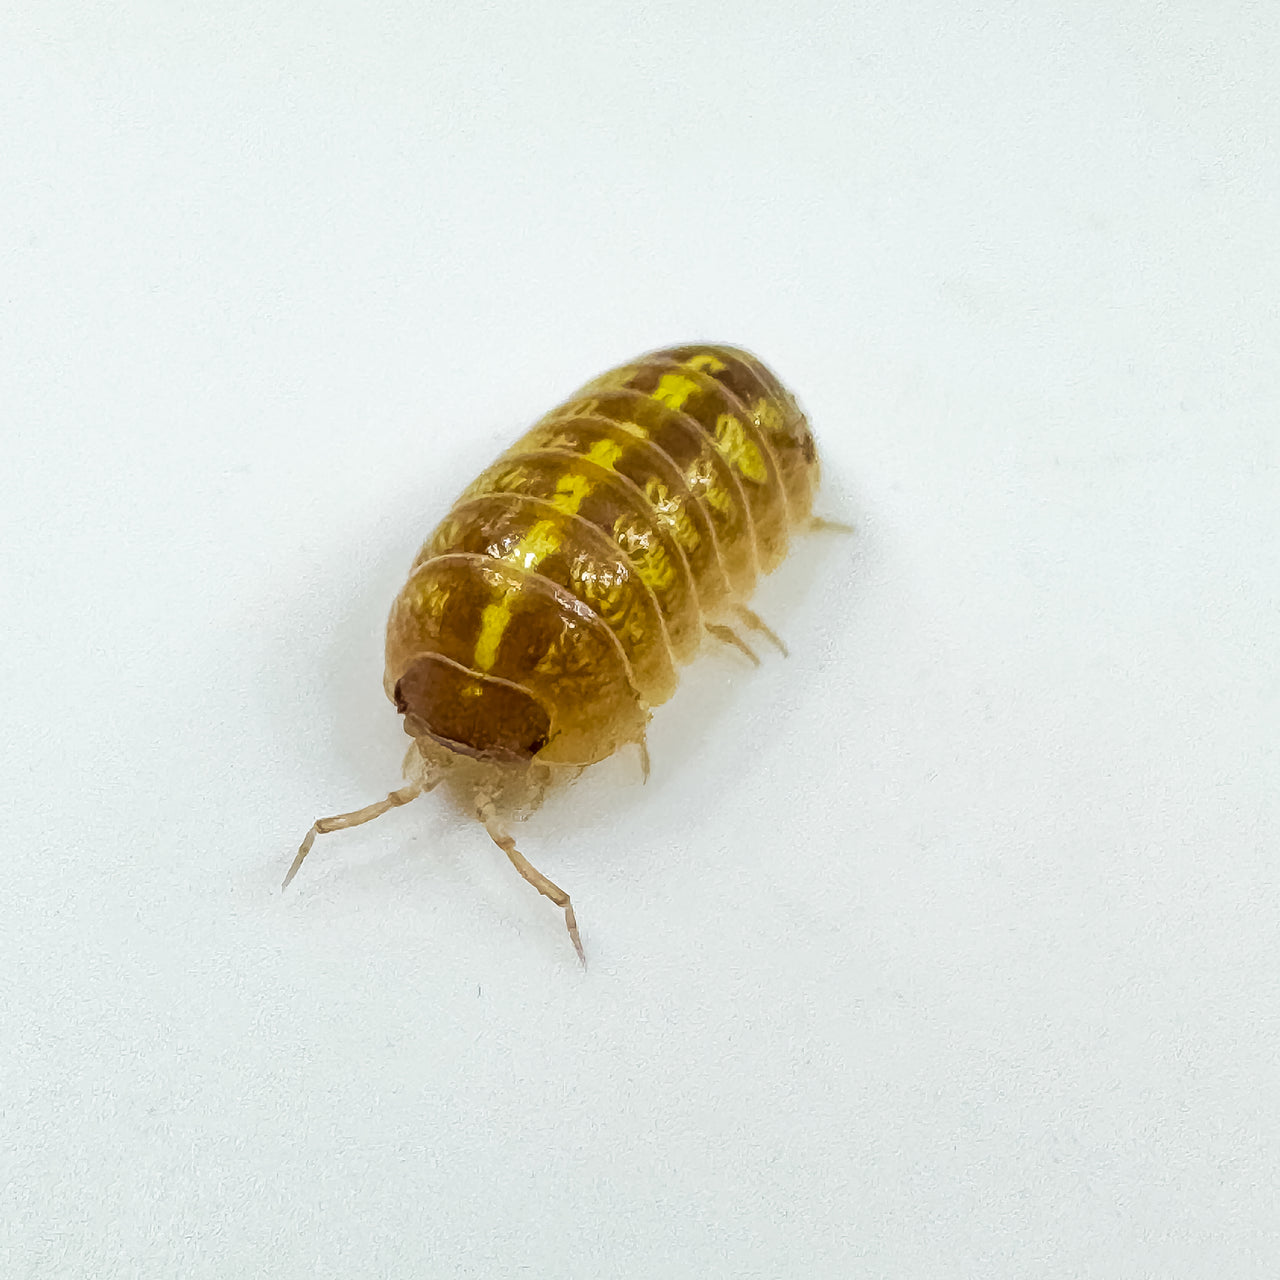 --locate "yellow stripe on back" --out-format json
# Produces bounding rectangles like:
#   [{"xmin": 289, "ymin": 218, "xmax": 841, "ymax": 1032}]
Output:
[
  {"xmin": 471, "ymin": 451, "xmax": 663, "ymax": 673},
  {"xmin": 612, "ymin": 517, "xmax": 676, "ymax": 595},
  {"xmin": 585, "ymin": 437, "xmax": 624, "ymax": 471},
  {"xmin": 650, "ymin": 373, "xmax": 701, "ymax": 412},
  {"xmin": 713, "ymin": 413, "xmax": 768, "ymax": 484},
  {"xmin": 508, "ymin": 518, "xmax": 562, "ymax": 570},
  {"xmin": 551, "ymin": 470, "xmax": 592, "ymax": 515},
  {"xmin": 644, "ymin": 476, "xmax": 700, "ymax": 553},
  {"xmin": 682, "ymin": 353, "xmax": 727, "ymax": 374},
  {"xmin": 474, "ymin": 517, "xmax": 568, "ymax": 670},
  {"xmin": 751, "ymin": 397, "xmax": 784, "ymax": 433},
  {"xmin": 472, "ymin": 468, "xmax": 599, "ymax": 670},
  {"xmin": 473, "ymin": 598, "xmax": 513, "ymax": 671}
]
